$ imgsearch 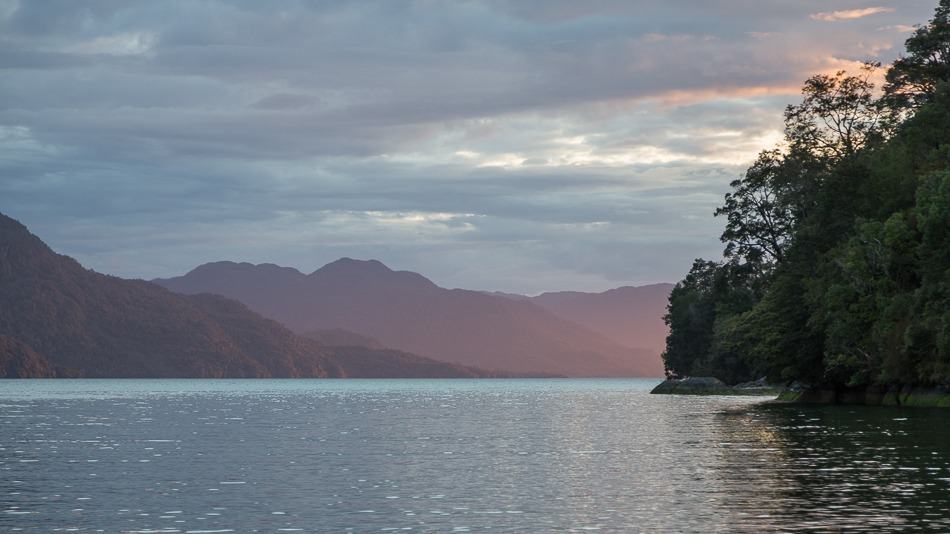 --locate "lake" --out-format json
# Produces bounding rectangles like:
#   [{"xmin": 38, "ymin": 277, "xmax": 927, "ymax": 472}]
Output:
[{"xmin": 1, "ymin": 379, "xmax": 949, "ymax": 532}]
